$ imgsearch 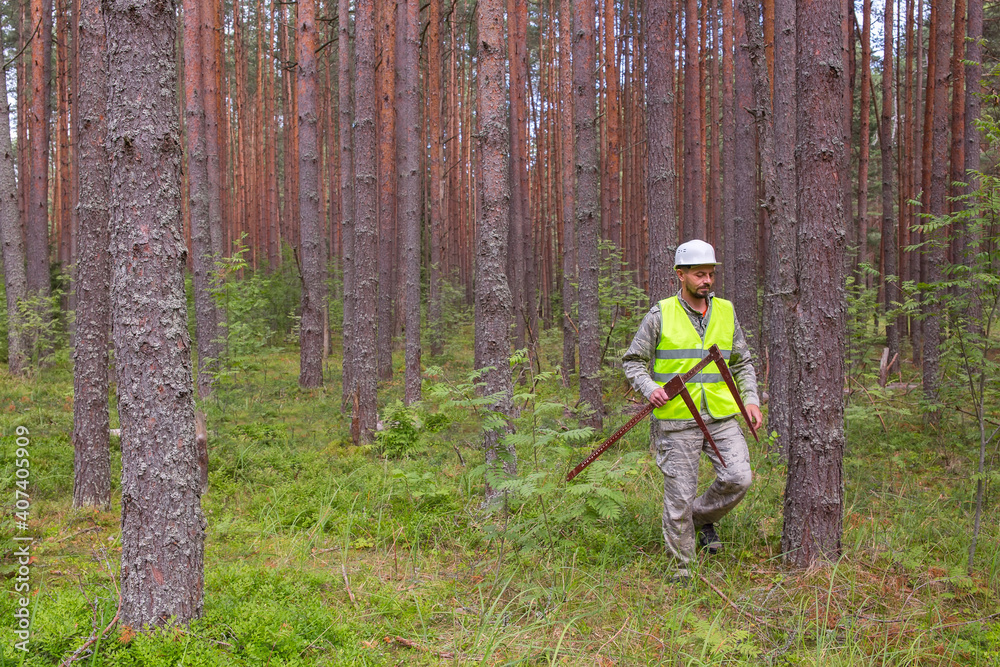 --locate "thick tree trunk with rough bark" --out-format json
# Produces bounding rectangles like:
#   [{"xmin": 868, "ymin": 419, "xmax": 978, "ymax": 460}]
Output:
[
  {"xmin": 741, "ymin": 0, "xmax": 796, "ymax": 450},
  {"xmin": 103, "ymin": 0, "xmax": 205, "ymax": 628},
  {"xmin": 646, "ymin": 0, "xmax": 678, "ymax": 302},
  {"xmin": 881, "ymin": 0, "xmax": 899, "ymax": 373},
  {"xmin": 340, "ymin": 0, "xmax": 356, "ymax": 408},
  {"xmin": 26, "ymin": 0, "xmax": 53, "ymax": 302},
  {"xmin": 201, "ymin": 0, "xmax": 224, "ymax": 345},
  {"xmin": 398, "ymin": 0, "xmax": 421, "ymax": 404},
  {"xmin": 949, "ymin": 0, "xmax": 966, "ymax": 262},
  {"xmin": 732, "ymin": 5, "xmax": 758, "ymax": 352},
  {"xmin": 683, "ymin": 0, "xmax": 704, "ymax": 240},
  {"xmin": 559, "ymin": 0, "xmax": 576, "ymax": 381},
  {"xmin": 427, "ymin": 0, "xmax": 444, "ymax": 357},
  {"xmin": 923, "ymin": 0, "xmax": 952, "ymax": 411},
  {"xmin": 73, "ymin": 0, "xmax": 111, "ymax": 509},
  {"xmin": 508, "ymin": 0, "xmax": 528, "ymax": 350},
  {"xmin": 965, "ymin": 0, "xmax": 982, "ymax": 192},
  {"xmin": 474, "ymin": 0, "xmax": 516, "ymax": 502},
  {"xmin": 722, "ymin": 0, "xmax": 735, "ymax": 293},
  {"xmin": 782, "ymin": 0, "xmax": 847, "ymax": 568},
  {"xmin": 0, "ymin": 74, "xmax": 28, "ymax": 376},
  {"xmin": 183, "ymin": 0, "xmax": 218, "ymax": 398},
  {"xmin": 856, "ymin": 0, "xmax": 871, "ymax": 274},
  {"xmin": 376, "ymin": 0, "xmax": 396, "ymax": 381},
  {"xmin": 574, "ymin": 0, "xmax": 604, "ymax": 429},
  {"xmin": 352, "ymin": 0, "xmax": 379, "ymax": 443},
  {"xmin": 297, "ymin": 0, "xmax": 326, "ymax": 388}
]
